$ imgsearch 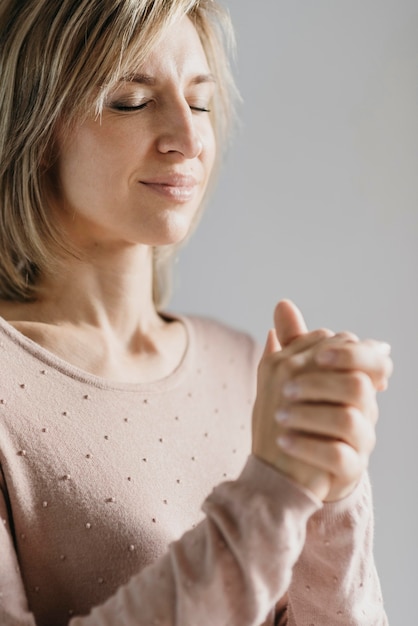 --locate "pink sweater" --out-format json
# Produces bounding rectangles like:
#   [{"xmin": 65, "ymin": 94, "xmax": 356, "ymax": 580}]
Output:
[{"xmin": 0, "ymin": 313, "xmax": 387, "ymax": 625}]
